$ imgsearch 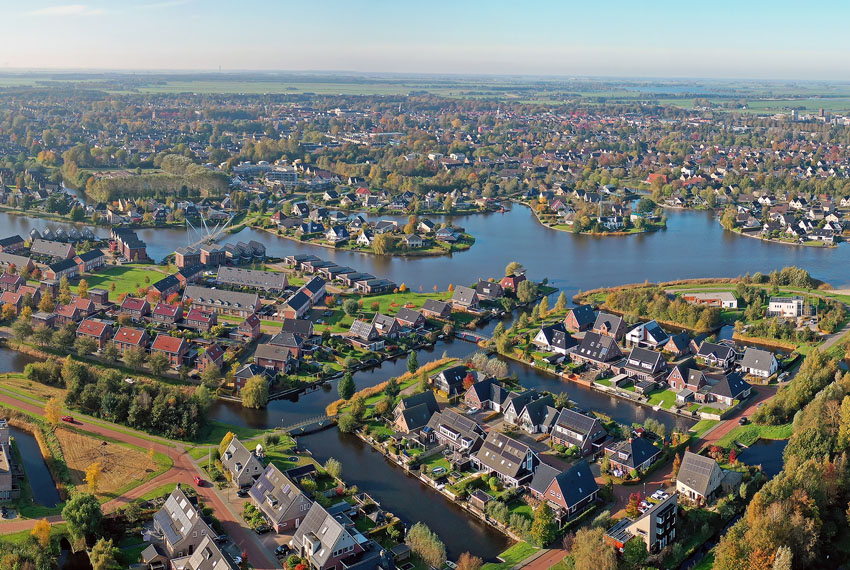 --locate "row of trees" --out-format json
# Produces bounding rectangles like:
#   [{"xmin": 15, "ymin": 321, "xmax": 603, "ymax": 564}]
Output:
[{"xmin": 604, "ymin": 286, "xmax": 722, "ymax": 331}]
